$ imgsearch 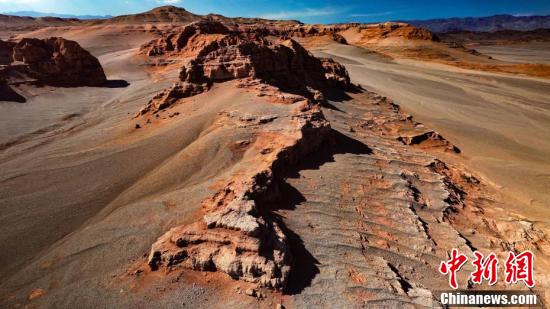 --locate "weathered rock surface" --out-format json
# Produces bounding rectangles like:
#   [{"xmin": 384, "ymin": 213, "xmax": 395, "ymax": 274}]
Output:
[
  {"xmin": 11, "ymin": 37, "xmax": 106, "ymax": 86},
  {"xmin": 0, "ymin": 37, "xmax": 107, "ymax": 102},
  {"xmin": 137, "ymin": 82, "xmax": 208, "ymax": 115},
  {"xmin": 338, "ymin": 22, "xmax": 439, "ymax": 42},
  {"xmin": 0, "ymin": 37, "xmax": 106, "ymax": 88},
  {"xmin": 397, "ymin": 130, "xmax": 460, "ymax": 153},
  {"xmin": 137, "ymin": 21, "xmax": 351, "ymax": 115},
  {"xmin": 0, "ymin": 75, "xmax": 25, "ymax": 102},
  {"xmin": 279, "ymin": 92, "xmax": 549, "ymax": 306},
  {"xmin": 283, "ymin": 26, "xmax": 349, "ymax": 44},
  {"xmin": 138, "ymin": 23, "xmax": 352, "ymax": 289},
  {"xmin": 140, "ymin": 20, "xmax": 230, "ymax": 56},
  {"xmin": 148, "ymin": 100, "xmax": 332, "ymax": 289},
  {"xmin": 0, "ymin": 40, "xmax": 14, "ymax": 65},
  {"xmin": 137, "ymin": 21, "xmax": 487, "ymax": 296}
]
